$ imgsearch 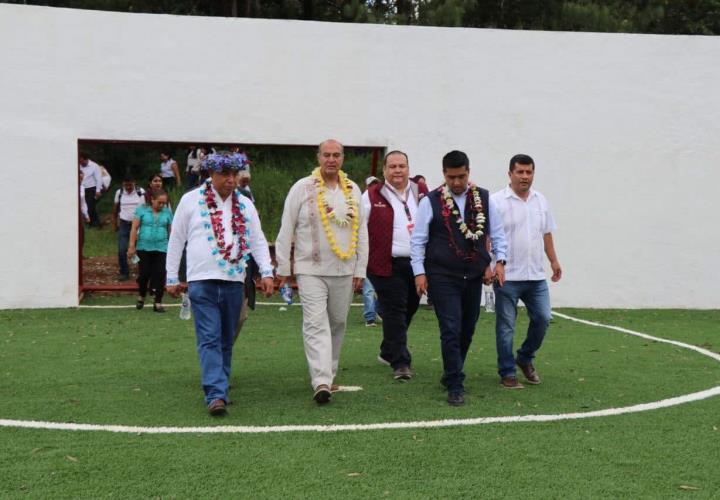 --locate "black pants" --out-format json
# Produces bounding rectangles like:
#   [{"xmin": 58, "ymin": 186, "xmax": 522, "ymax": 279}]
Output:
[
  {"xmin": 368, "ymin": 257, "xmax": 420, "ymax": 369},
  {"xmin": 427, "ymin": 273, "xmax": 483, "ymax": 395},
  {"xmin": 84, "ymin": 187, "xmax": 101, "ymax": 227},
  {"xmin": 137, "ymin": 250, "xmax": 166, "ymax": 303}
]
